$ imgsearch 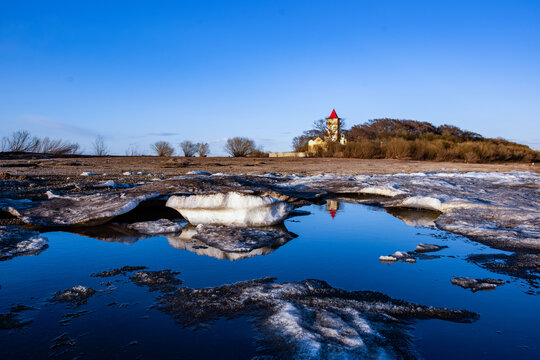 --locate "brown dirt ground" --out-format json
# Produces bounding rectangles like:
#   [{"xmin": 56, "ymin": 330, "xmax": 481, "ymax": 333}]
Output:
[{"xmin": 1, "ymin": 154, "xmax": 538, "ymax": 177}]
